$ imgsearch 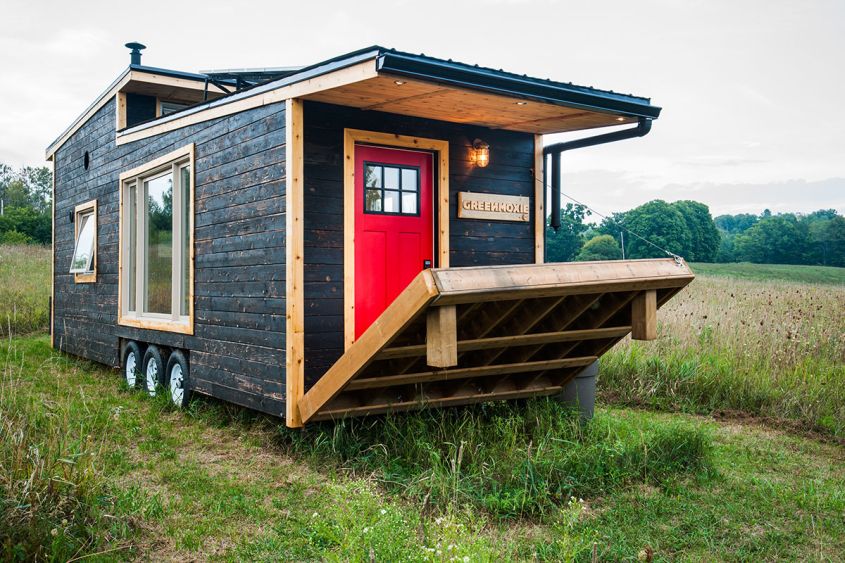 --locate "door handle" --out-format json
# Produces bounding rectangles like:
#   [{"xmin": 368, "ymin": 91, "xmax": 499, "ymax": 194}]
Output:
[{"xmin": 423, "ymin": 259, "xmax": 432, "ymax": 269}]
